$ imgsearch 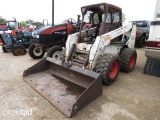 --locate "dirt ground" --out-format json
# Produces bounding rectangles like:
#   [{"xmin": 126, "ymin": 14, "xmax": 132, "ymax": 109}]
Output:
[{"xmin": 0, "ymin": 47, "xmax": 159, "ymax": 120}]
